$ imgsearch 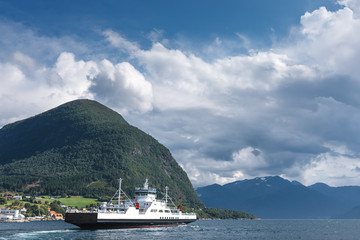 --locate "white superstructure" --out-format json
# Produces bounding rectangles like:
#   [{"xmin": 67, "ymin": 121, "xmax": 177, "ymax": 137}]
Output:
[{"xmin": 97, "ymin": 178, "xmax": 196, "ymax": 222}]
